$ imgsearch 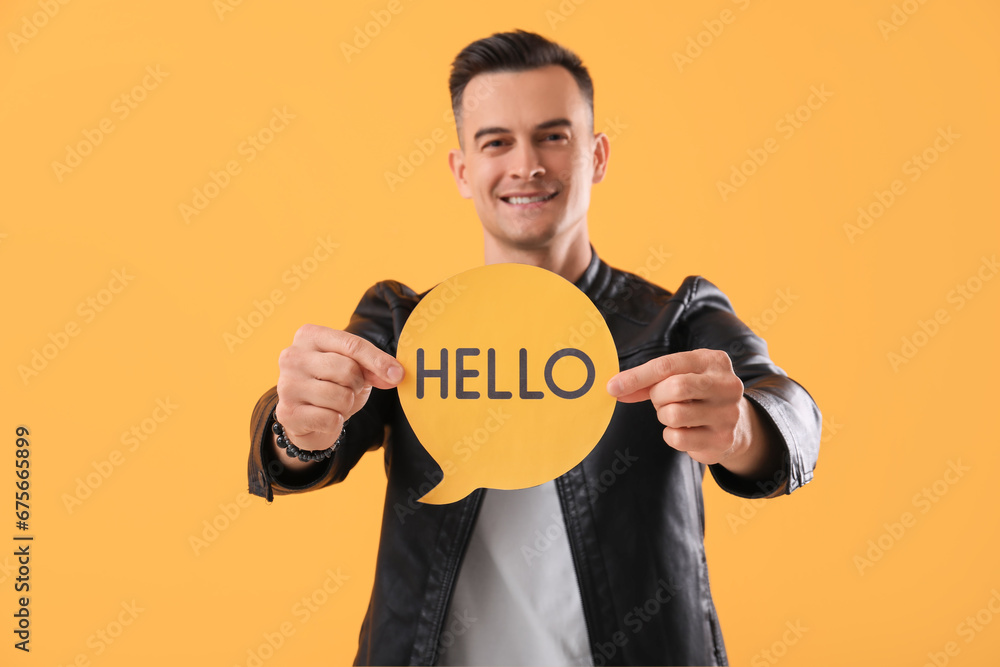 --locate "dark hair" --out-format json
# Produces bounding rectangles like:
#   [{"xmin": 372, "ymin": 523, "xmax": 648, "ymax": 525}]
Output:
[{"xmin": 448, "ymin": 29, "xmax": 594, "ymax": 147}]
